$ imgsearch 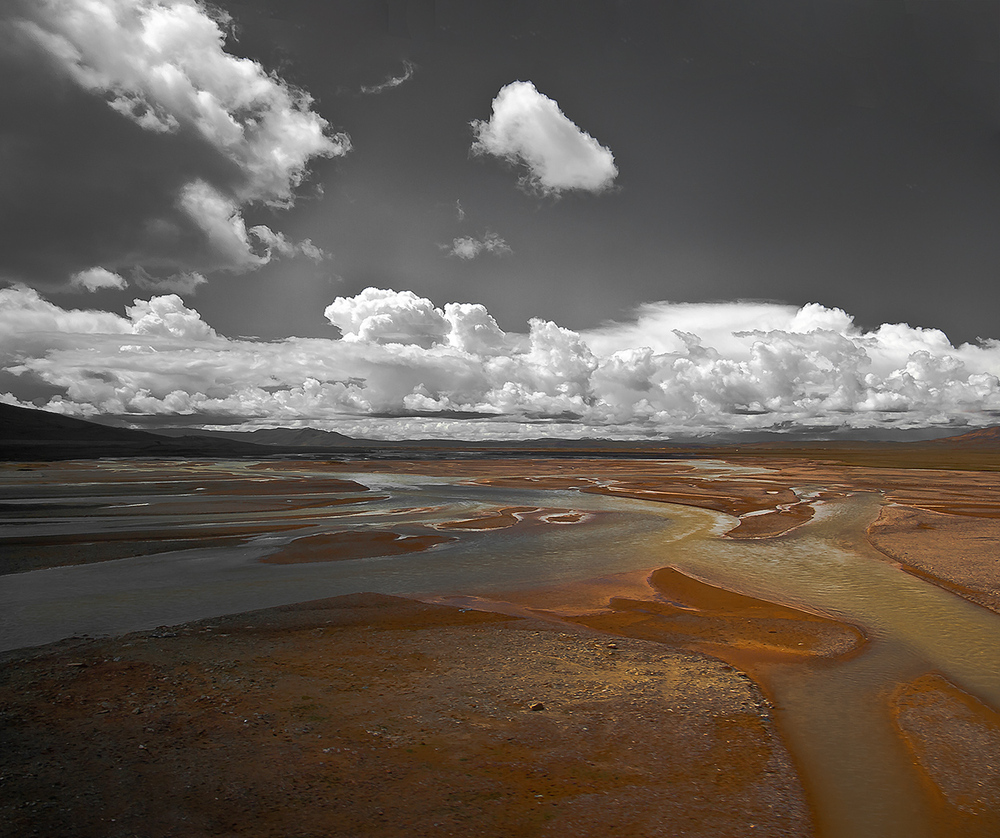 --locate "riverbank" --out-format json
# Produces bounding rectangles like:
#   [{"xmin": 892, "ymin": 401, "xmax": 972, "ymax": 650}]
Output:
[{"xmin": 0, "ymin": 593, "xmax": 811, "ymax": 838}]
